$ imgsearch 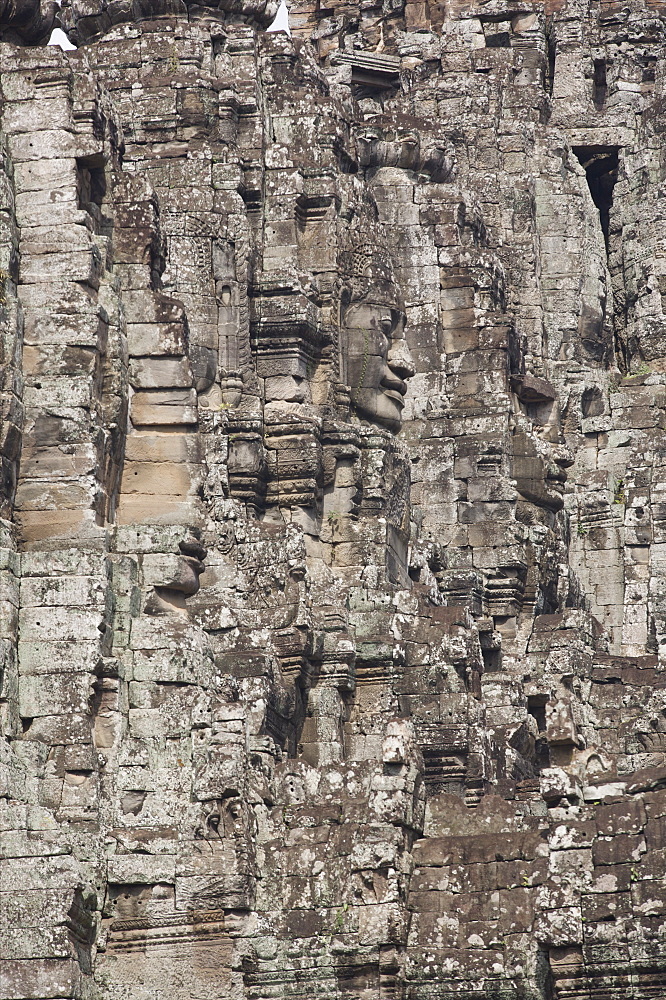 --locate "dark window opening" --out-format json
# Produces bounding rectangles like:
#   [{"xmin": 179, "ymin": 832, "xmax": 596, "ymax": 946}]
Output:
[
  {"xmin": 535, "ymin": 736, "xmax": 551, "ymax": 772},
  {"xmin": 545, "ymin": 29, "xmax": 556, "ymax": 96},
  {"xmin": 150, "ymin": 248, "xmax": 165, "ymax": 292},
  {"xmin": 76, "ymin": 157, "xmax": 106, "ymax": 212},
  {"xmin": 539, "ymin": 578, "xmax": 559, "ymax": 617},
  {"xmin": 507, "ymin": 325, "xmax": 523, "ymax": 376},
  {"xmin": 581, "ymin": 386, "xmax": 604, "ymax": 417},
  {"xmin": 539, "ymin": 948, "xmax": 556, "ymax": 1000},
  {"xmin": 76, "ymin": 156, "xmax": 109, "ymax": 237},
  {"xmin": 482, "ymin": 647, "xmax": 502, "ymax": 673},
  {"xmin": 212, "ymin": 35, "xmax": 226, "ymax": 56},
  {"xmin": 351, "ymin": 68, "xmax": 398, "ymax": 90},
  {"xmin": 527, "ymin": 694, "xmax": 547, "ymax": 732},
  {"xmin": 351, "ymin": 82, "xmax": 398, "ymax": 106},
  {"xmin": 485, "ymin": 31, "xmax": 511, "ymax": 47},
  {"xmin": 592, "ymin": 59, "xmax": 607, "ymax": 110},
  {"xmin": 240, "ymin": 187, "xmax": 262, "ymax": 220},
  {"xmin": 572, "ymin": 146, "xmax": 619, "ymax": 251},
  {"xmin": 528, "ymin": 695, "xmax": 550, "ymax": 772}
]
